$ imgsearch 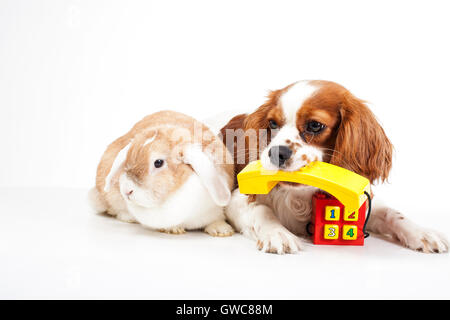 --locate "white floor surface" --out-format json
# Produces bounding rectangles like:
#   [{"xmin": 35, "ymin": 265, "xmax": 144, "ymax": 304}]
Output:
[{"xmin": 1, "ymin": 187, "xmax": 449, "ymax": 299}]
